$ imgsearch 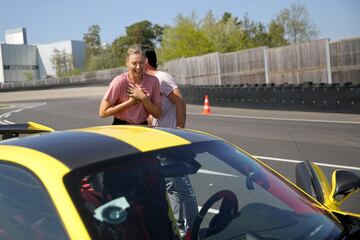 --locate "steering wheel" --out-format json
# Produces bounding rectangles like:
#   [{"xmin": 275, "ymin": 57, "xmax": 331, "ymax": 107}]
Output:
[{"xmin": 191, "ymin": 190, "xmax": 238, "ymax": 240}]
